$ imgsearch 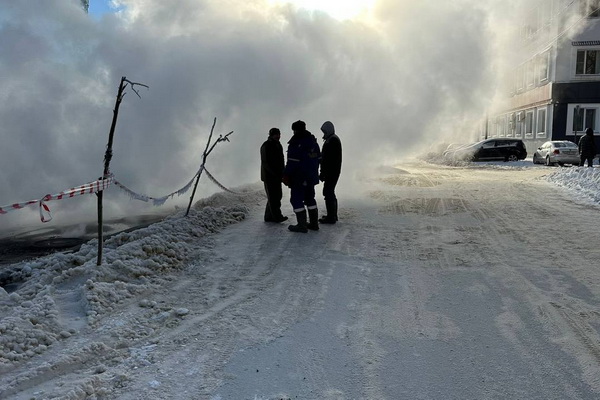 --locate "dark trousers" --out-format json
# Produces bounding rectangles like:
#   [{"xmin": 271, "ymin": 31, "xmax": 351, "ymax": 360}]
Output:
[
  {"xmin": 580, "ymin": 155, "xmax": 594, "ymax": 167},
  {"xmin": 322, "ymin": 175, "xmax": 339, "ymax": 202},
  {"xmin": 290, "ymin": 184, "xmax": 316, "ymax": 212},
  {"xmin": 264, "ymin": 180, "xmax": 283, "ymax": 220}
]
